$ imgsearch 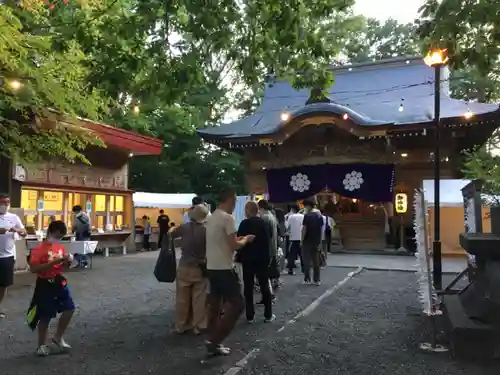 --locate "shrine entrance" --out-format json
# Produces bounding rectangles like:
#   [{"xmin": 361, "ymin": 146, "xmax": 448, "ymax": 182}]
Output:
[
  {"xmin": 315, "ymin": 191, "xmax": 389, "ymax": 250},
  {"xmin": 264, "ymin": 163, "xmax": 394, "ymax": 251}
]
